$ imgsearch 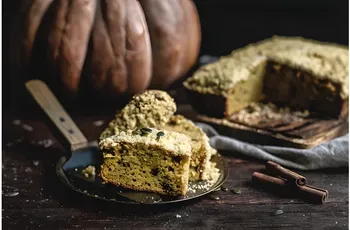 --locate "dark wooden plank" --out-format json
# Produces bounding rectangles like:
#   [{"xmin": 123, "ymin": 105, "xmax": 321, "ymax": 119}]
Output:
[
  {"xmin": 201, "ymin": 99, "xmax": 348, "ymax": 147},
  {"xmin": 266, "ymin": 119, "xmax": 315, "ymax": 132},
  {"xmin": 287, "ymin": 119, "xmax": 346, "ymax": 139},
  {"xmin": 198, "ymin": 114, "xmax": 348, "ymax": 149},
  {"xmin": 2, "ymin": 112, "xmax": 348, "ymax": 229}
]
